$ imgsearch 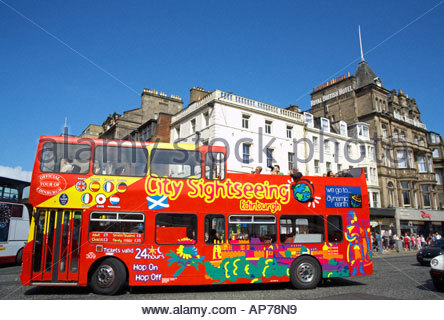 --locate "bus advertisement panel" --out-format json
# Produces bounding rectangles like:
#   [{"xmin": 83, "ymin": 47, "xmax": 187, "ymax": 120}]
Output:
[{"xmin": 20, "ymin": 135, "xmax": 372, "ymax": 295}]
